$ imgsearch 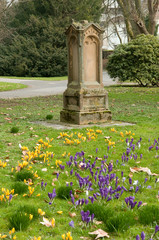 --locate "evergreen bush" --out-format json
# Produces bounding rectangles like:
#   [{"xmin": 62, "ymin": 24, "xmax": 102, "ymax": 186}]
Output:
[{"xmin": 106, "ymin": 34, "xmax": 159, "ymax": 87}]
